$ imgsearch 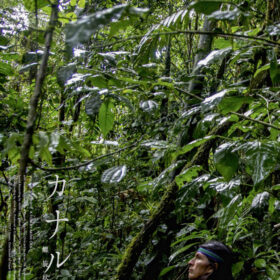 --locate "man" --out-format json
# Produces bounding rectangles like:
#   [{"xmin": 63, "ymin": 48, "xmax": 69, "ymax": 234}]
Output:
[{"xmin": 188, "ymin": 240, "xmax": 233, "ymax": 280}]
